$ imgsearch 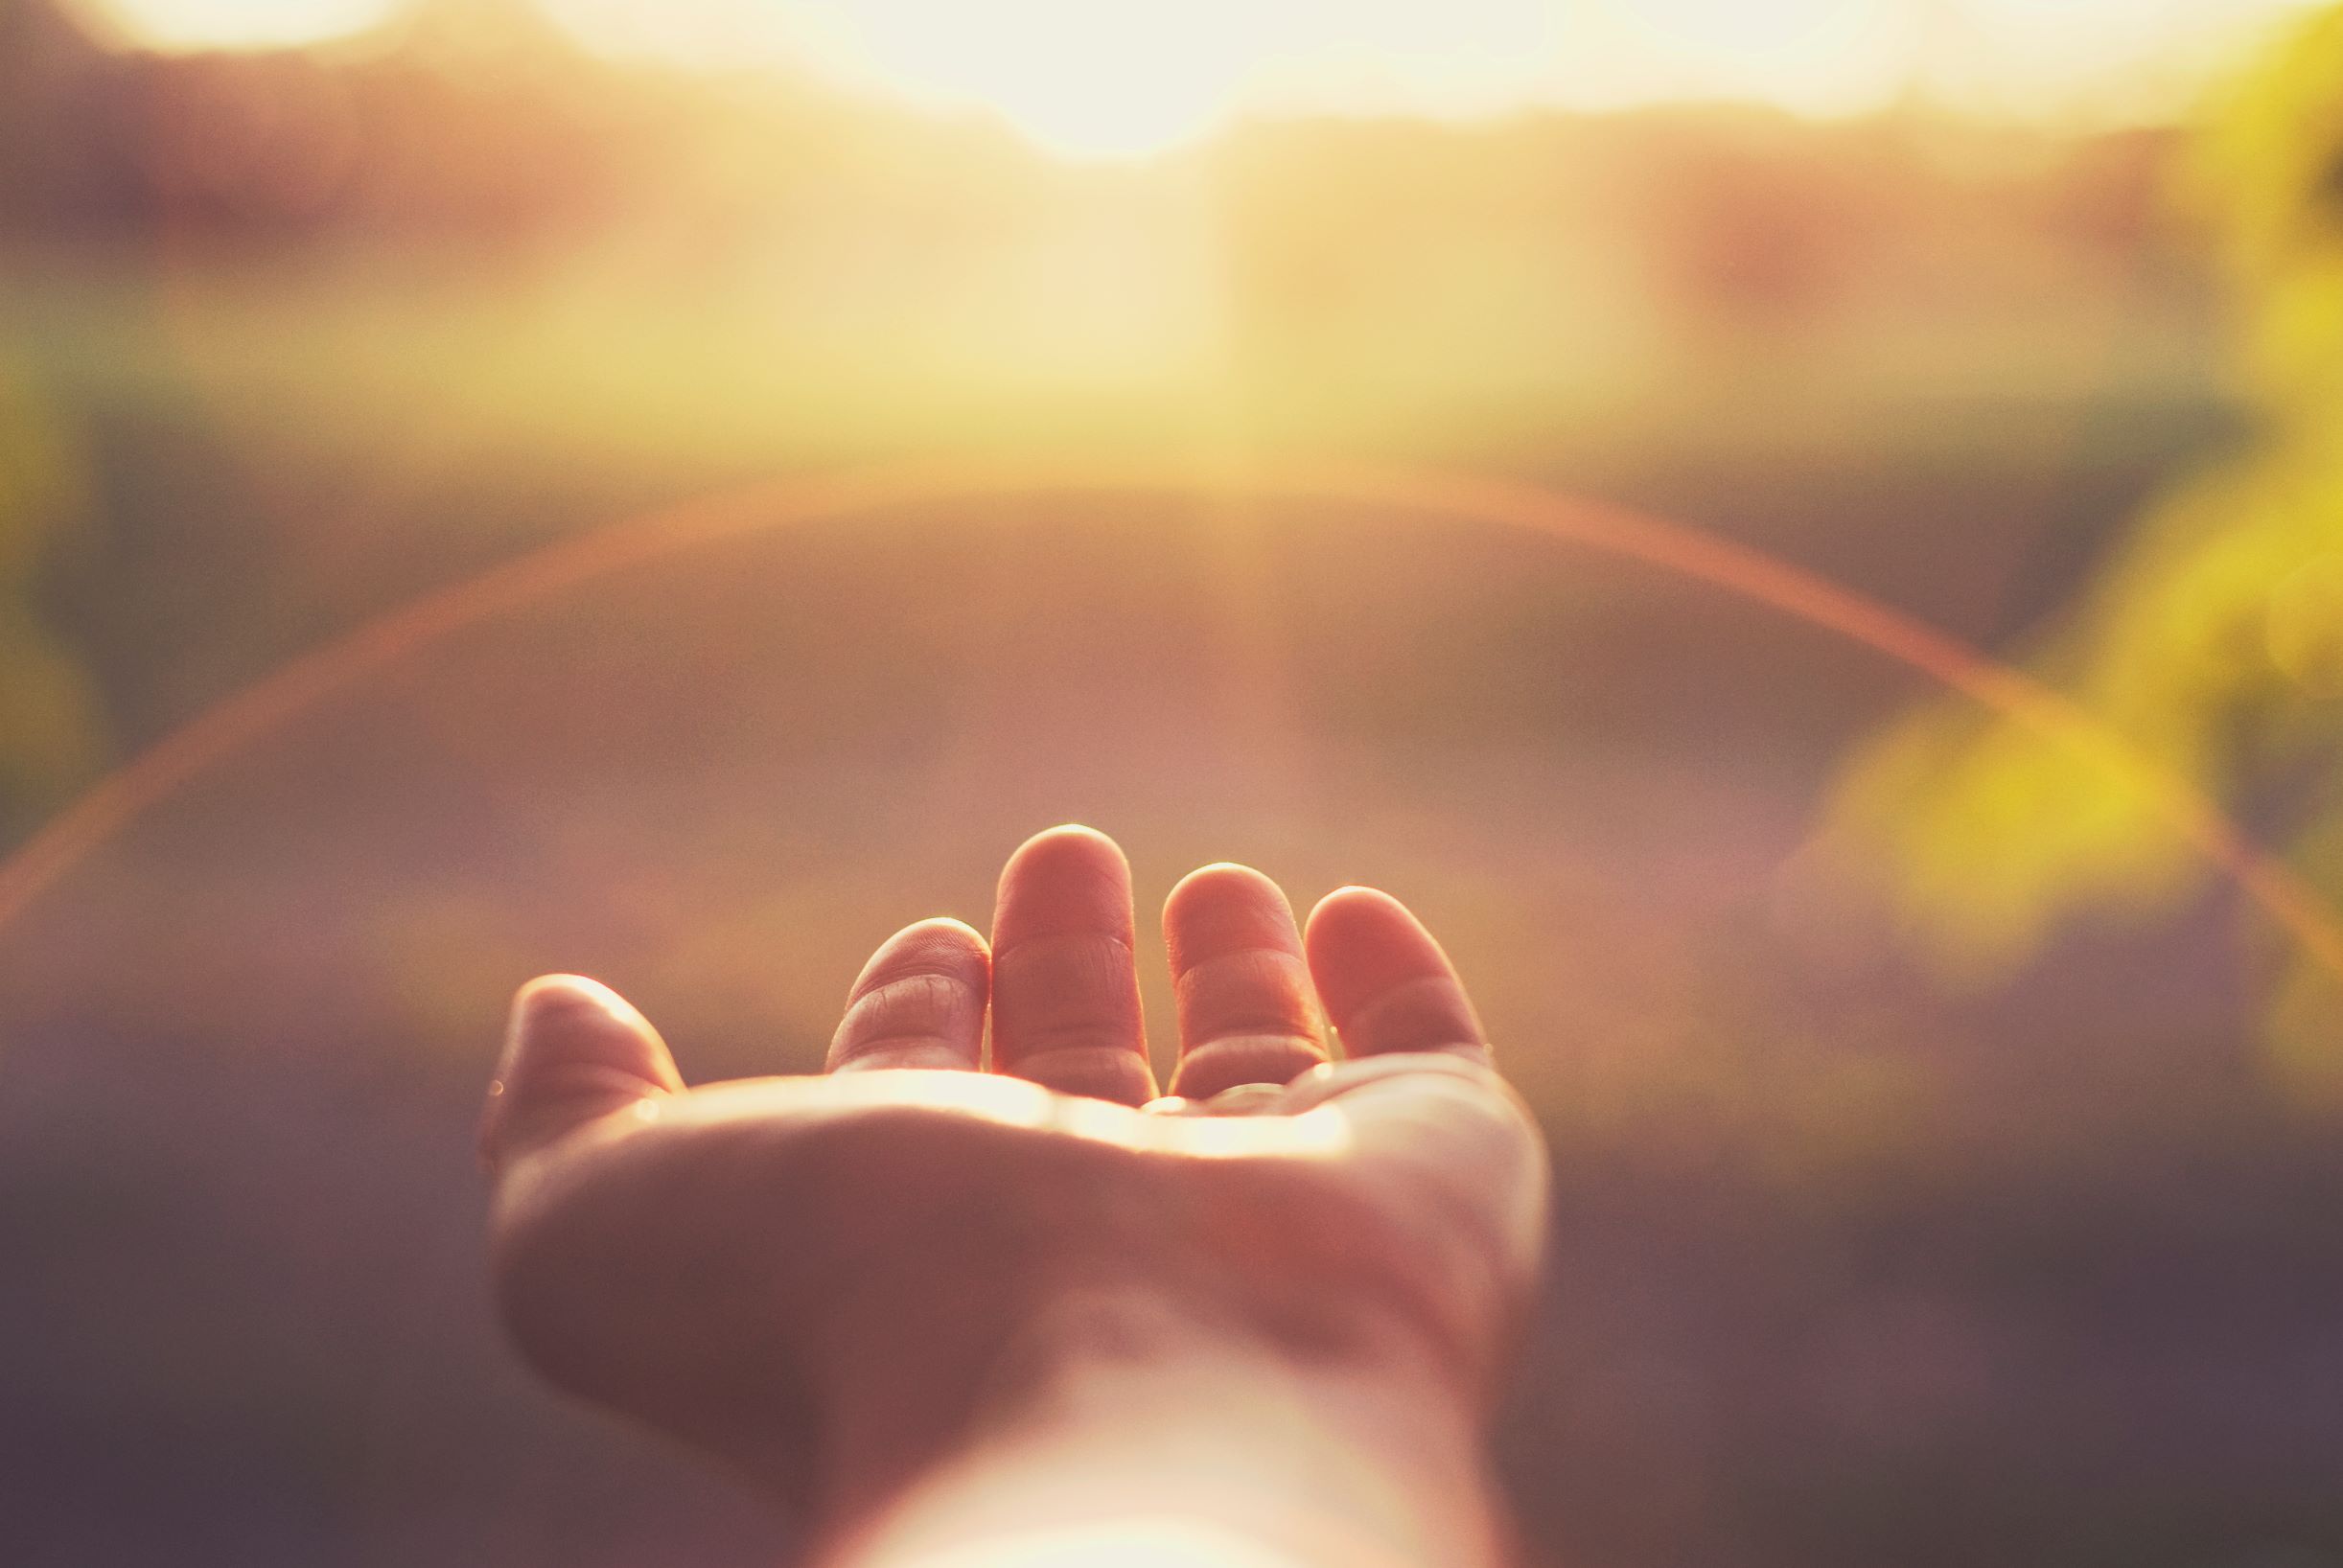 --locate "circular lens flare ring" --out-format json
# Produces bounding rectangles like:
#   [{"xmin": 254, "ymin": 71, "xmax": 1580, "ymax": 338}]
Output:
[{"xmin": 3, "ymin": 456, "xmax": 2337, "ymax": 1007}]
